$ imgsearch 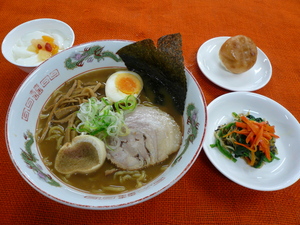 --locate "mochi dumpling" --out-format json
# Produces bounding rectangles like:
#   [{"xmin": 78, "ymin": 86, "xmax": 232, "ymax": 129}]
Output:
[
  {"xmin": 219, "ymin": 35, "xmax": 258, "ymax": 74},
  {"xmin": 54, "ymin": 135, "xmax": 106, "ymax": 175}
]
